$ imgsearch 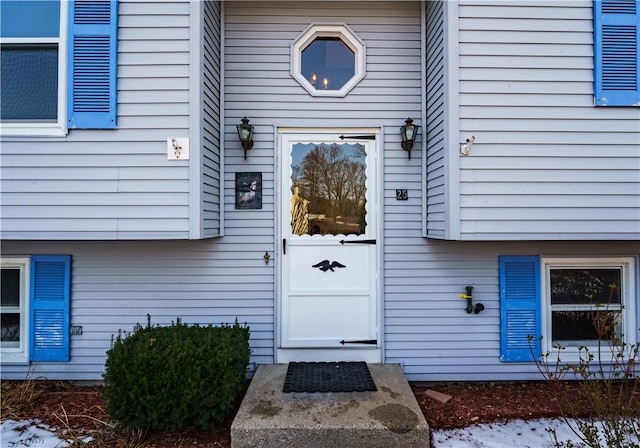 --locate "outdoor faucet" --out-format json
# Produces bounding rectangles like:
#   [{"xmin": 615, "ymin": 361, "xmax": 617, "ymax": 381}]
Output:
[{"xmin": 459, "ymin": 285, "xmax": 484, "ymax": 314}]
